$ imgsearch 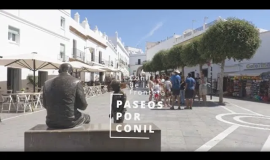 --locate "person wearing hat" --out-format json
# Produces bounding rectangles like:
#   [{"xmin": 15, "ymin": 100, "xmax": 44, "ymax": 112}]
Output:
[{"xmin": 170, "ymin": 70, "xmax": 181, "ymax": 110}]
